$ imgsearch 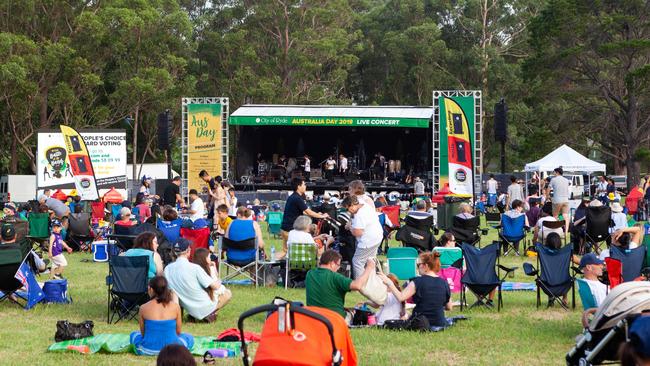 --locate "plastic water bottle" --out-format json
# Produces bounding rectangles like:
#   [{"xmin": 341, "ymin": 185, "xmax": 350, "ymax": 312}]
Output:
[{"xmin": 270, "ymin": 247, "xmax": 275, "ymax": 261}]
